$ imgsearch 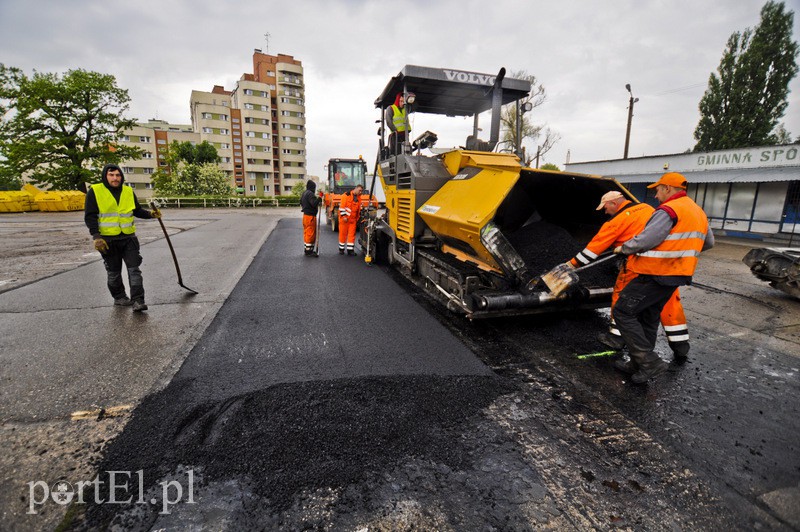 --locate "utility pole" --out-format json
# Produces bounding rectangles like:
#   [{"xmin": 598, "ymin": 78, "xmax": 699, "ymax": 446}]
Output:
[{"xmin": 624, "ymin": 83, "xmax": 639, "ymax": 159}]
